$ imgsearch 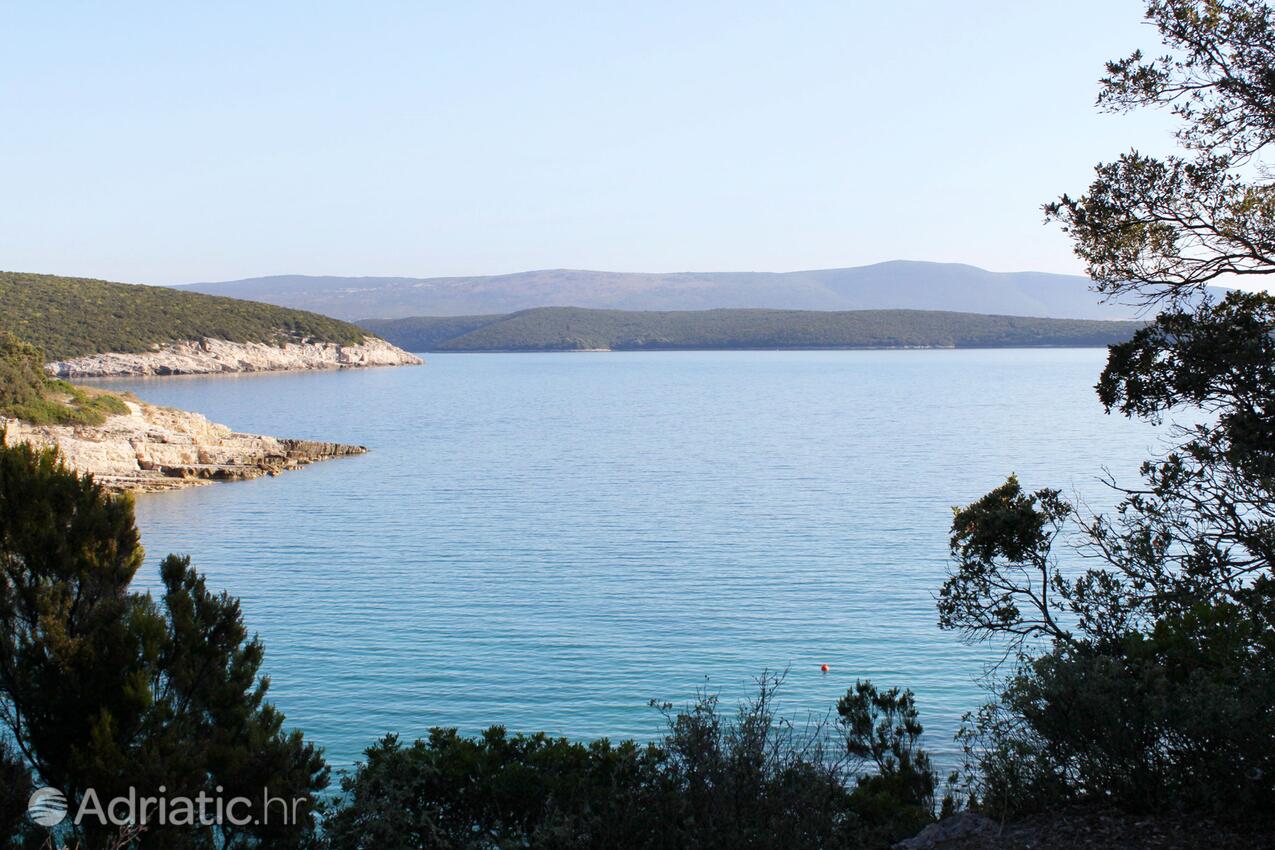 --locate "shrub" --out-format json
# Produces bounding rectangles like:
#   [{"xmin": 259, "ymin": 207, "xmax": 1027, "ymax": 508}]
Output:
[
  {"xmin": 324, "ymin": 673, "xmax": 941, "ymax": 850},
  {"xmin": 0, "ymin": 333, "xmax": 130, "ymax": 426}
]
